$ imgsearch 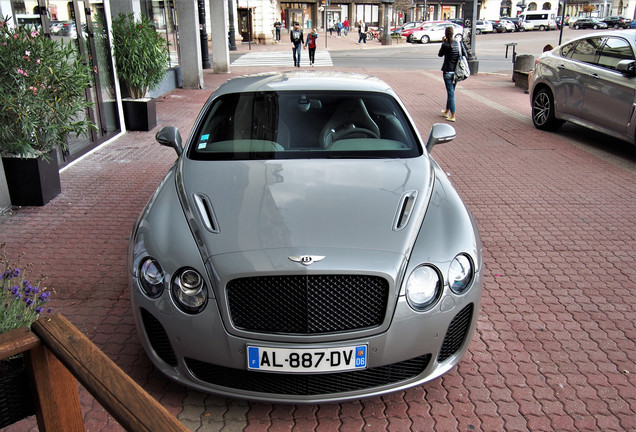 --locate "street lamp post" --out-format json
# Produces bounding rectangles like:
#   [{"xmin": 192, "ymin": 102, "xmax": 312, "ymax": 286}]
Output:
[
  {"xmin": 228, "ymin": 0, "xmax": 237, "ymax": 51},
  {"xmin": 198, "ymin": 0, "xmax": 211, "ymax": 69}
]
